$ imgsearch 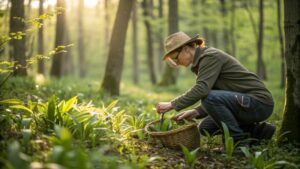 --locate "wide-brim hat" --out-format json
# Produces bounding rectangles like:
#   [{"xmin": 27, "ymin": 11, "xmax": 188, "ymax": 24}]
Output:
[{"xmin": 163, "ymin": 32, "xmax": 201, "ymax": 60}]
